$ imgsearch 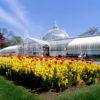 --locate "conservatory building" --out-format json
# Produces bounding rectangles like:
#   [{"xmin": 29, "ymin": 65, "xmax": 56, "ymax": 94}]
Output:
[
  {"xmin": 42, "ymin": 24, "xmax": 100, "ymax": 57},
  {"xmin": 0, "ymin": 24, "xmax": 100, "ymax": 57}
]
